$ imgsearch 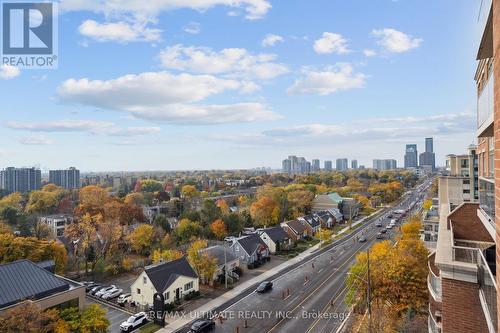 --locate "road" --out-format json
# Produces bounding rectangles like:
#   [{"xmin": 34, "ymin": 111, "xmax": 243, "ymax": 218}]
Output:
[{"xmin": 176, "ymin": 178, "xmax": 433, "ymax": 333}]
